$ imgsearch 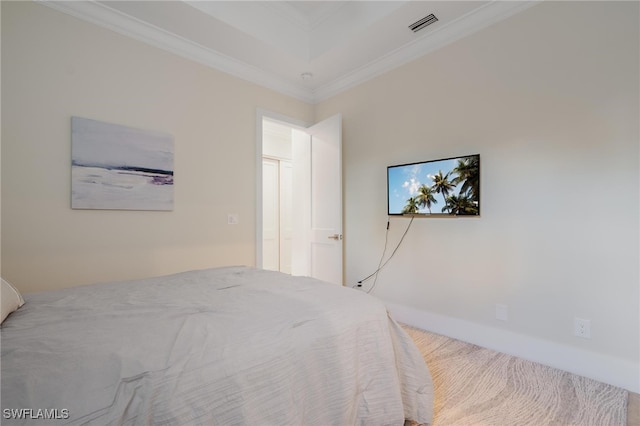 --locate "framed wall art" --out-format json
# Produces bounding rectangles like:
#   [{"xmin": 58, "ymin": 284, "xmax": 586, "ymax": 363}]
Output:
[{"xmin": 71, "ymin": 117, "xmax": 174, "ymax": 211}]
